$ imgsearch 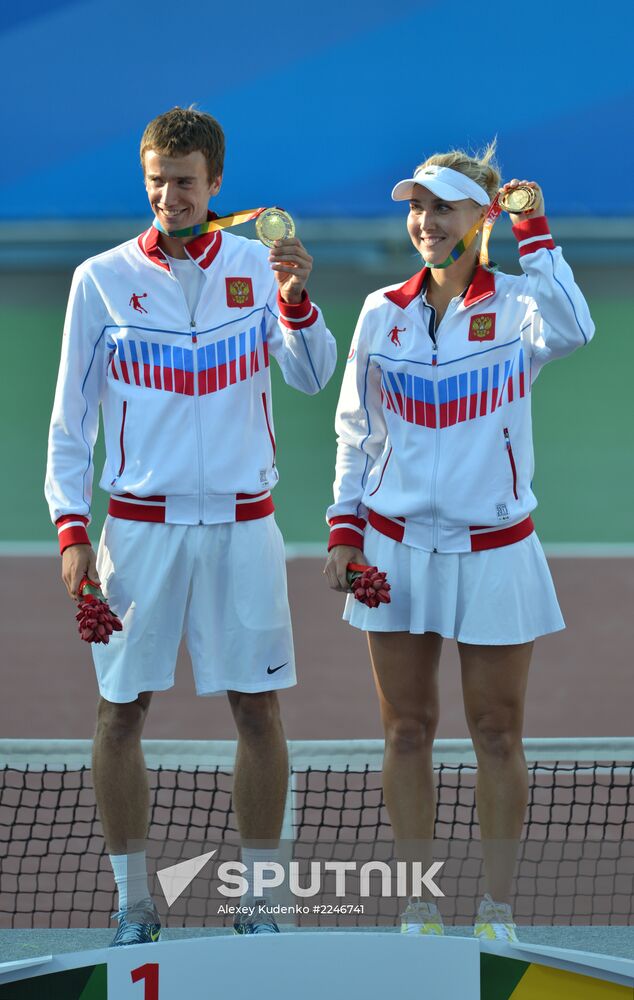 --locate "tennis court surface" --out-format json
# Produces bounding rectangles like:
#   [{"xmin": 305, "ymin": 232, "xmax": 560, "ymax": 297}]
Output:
[{"xmin": 1, "ymin": 552, "xmax": 633, "ymax": 965}]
